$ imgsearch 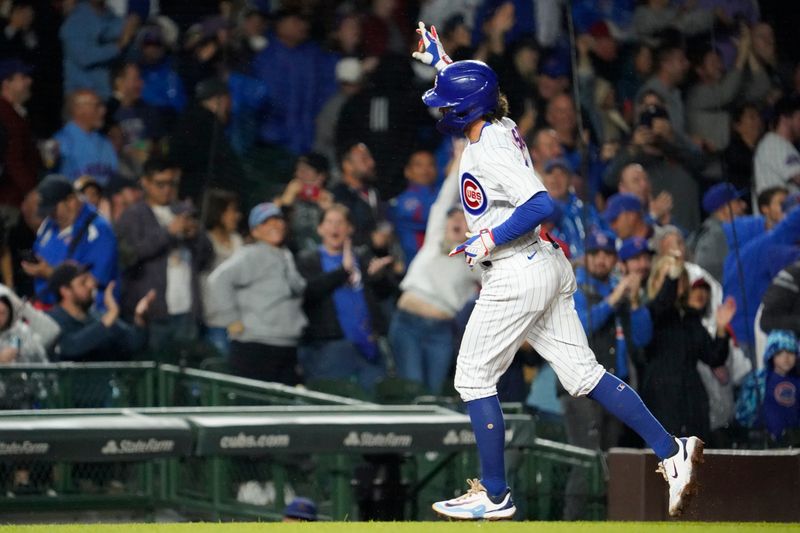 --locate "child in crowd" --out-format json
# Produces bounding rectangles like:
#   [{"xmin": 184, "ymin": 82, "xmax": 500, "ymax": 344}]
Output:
[{"xmin": 737, "ymin": 330, "xmax": 800, "ymax": 442}]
